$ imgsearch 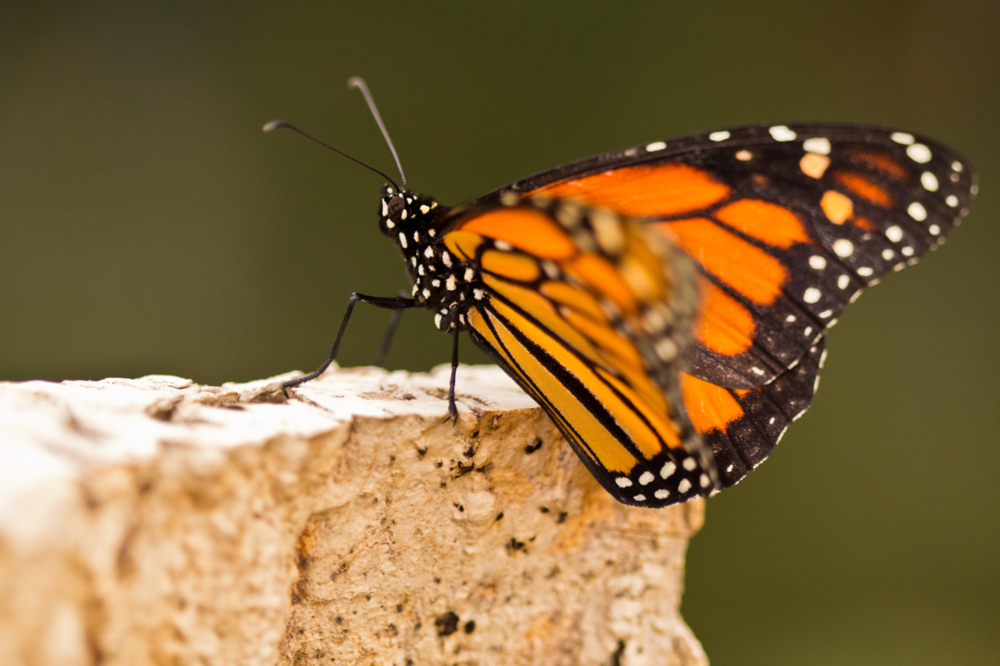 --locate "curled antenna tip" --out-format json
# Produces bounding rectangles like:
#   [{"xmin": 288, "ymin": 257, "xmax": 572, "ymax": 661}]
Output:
[
  {"xmin": 262, "ymin": 119, "xmax": 290, "ymax": 133},
  {"xmin": 346, "ymin": 76, "xmax": 407, "ymax": 186},
  {"xmin": 259, "ymin": 116, "xmax": 400, "ymax": 190}
]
